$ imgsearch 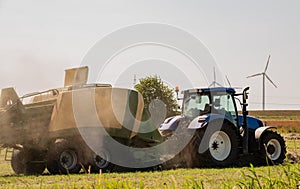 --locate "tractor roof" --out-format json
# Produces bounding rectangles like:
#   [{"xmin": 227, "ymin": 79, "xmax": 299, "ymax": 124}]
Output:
[{"xmin": 184, "ymin": 87, "xmax": 236, "ymax": 94}]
